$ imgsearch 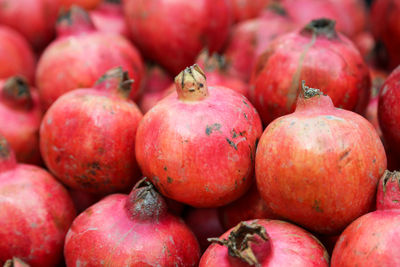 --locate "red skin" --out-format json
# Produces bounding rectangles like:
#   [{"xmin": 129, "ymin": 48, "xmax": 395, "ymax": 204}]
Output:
[
  {"xmin": 229, "ymin": 0, "xmax": 270, "ymax": 22},
  {"xmin": 0, "ymin": 78, "xmax": 42, "ymax": 165},
  {"xmin": 184, "ymin": 208, "xmax": 225, "ymax": 252},
  {"xmin": 0, "ymin": 0, "xmax": 60, "ymax": 51},
  {"xmin": 371, "ymin": 0, "xmax": 400, "ymax": 70},
  {"xmin": 200, "ymin": 219, "xmax": 329, "ymax": 266},
  {"xmin": 378, "ymin": 66, "xmax": 400, "ymax": 157},
  {"xmin": 69, "ymin": 189, "xmax": 105, "ymax": 214},
  {"xmin": 40, "ymin": 68, "xmax": 143, "ymax": 194},
  {"xmin": 353, "ymin": 31, "xmax": 375, "ymax": 59},
  {"xmin": 223, "ymin": 10, "xmax": 295, "ymax": 82},
  {"xmin": 0, "ymin": 26, "xmax": 35, "ymax": 84},
  {"xmin": 256, "ymin": 88, "xmax": 387, "ymax": 235},
  {"xmin": 136, "ymin": 66, "xmax": 262, "ymax": 207},
  {"xmin": 36, "ymin": 6, "xmax": 144, "ymax": 110},
  {"xmin": 64, "ymin": 181, "xmax": 200, "ymax": 266},
  {"xmin": 123, "ymin": 0, "xmax": 232, "ymax": 75},
  {"xmin": 281, "ymin": 0, "xmax": 367, "ymax": 39},
  {"xmin": 138, "ymin": 64, "xmax": 174, "ymax": 114},
  {"xmin": 0, "ymin": 136, "xmax": 76, "ymax": 267},
  {"xmin": 218, "ymin": 183, "xmax": 280, "ymax": 230},
  {"xmin": 251, "ymin": 21, "xmax": 371, "ymax": 126},
  {"xmin": 90, "ymin": 1, "xmax": 131, "ymax": 39},
  {"xmin": 60, "ymin": 0, "xmax": 101, "ymax": 10}
]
